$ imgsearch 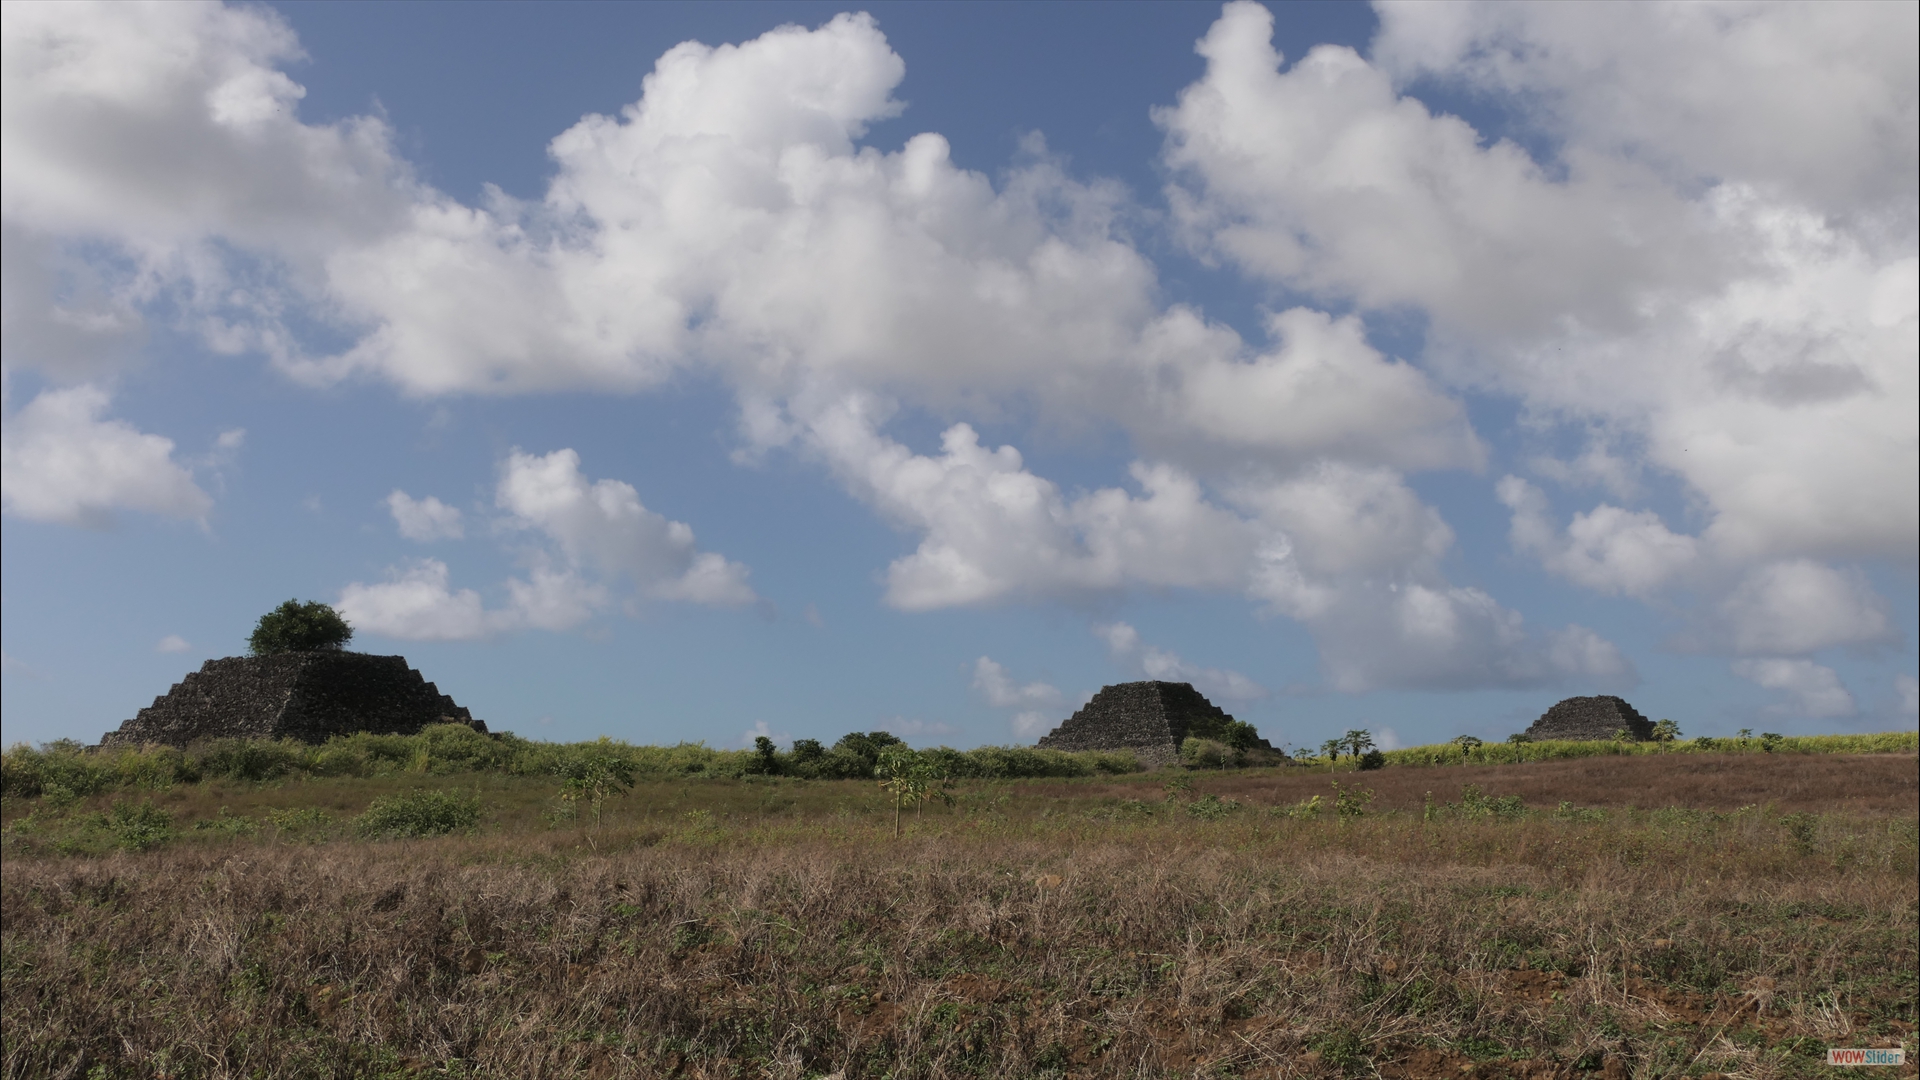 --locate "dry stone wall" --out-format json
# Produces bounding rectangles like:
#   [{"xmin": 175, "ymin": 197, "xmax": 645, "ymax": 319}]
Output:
[
  {"xmin": 1036, "ymin": 681, "xmax": 1272, "ymax": 767},
  {"xmin": 1523, "ymin": 695, "xmax": 1654, "ymax": 742},
  {"xmin": 101, "ymin": 652, "xmax": 483, "ymax": 748}
]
